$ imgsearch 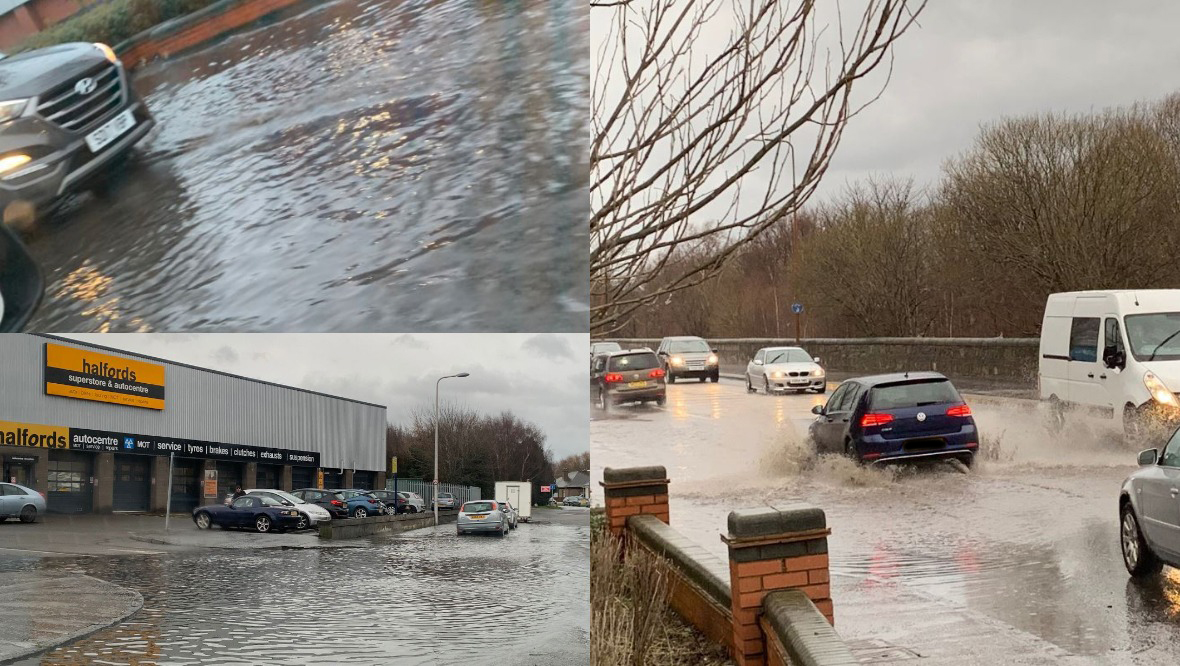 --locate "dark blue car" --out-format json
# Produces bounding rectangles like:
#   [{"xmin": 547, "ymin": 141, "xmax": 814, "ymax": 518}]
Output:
[
  {"xmin": 192, "ymin": 494, "xmax": 302, "ymax": 533},
  {"xmin": 331, "ymin": 489, "xmax": 388, "ymax": 518},
  {"xmin": 808, "ymin": 372, "xmax": 979, "ymax": 466}
]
